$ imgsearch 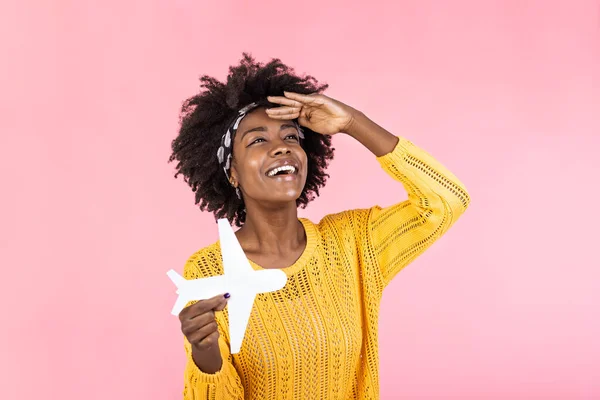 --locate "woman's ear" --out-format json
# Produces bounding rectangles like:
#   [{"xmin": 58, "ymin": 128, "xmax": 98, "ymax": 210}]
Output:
[
  {"xmin": 229, "ymin": 165, "xmax": 243, "ymax": 200},
  {"xmin": 229, "ymin": 166, "xmax": 239, "ymax": 188}
]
